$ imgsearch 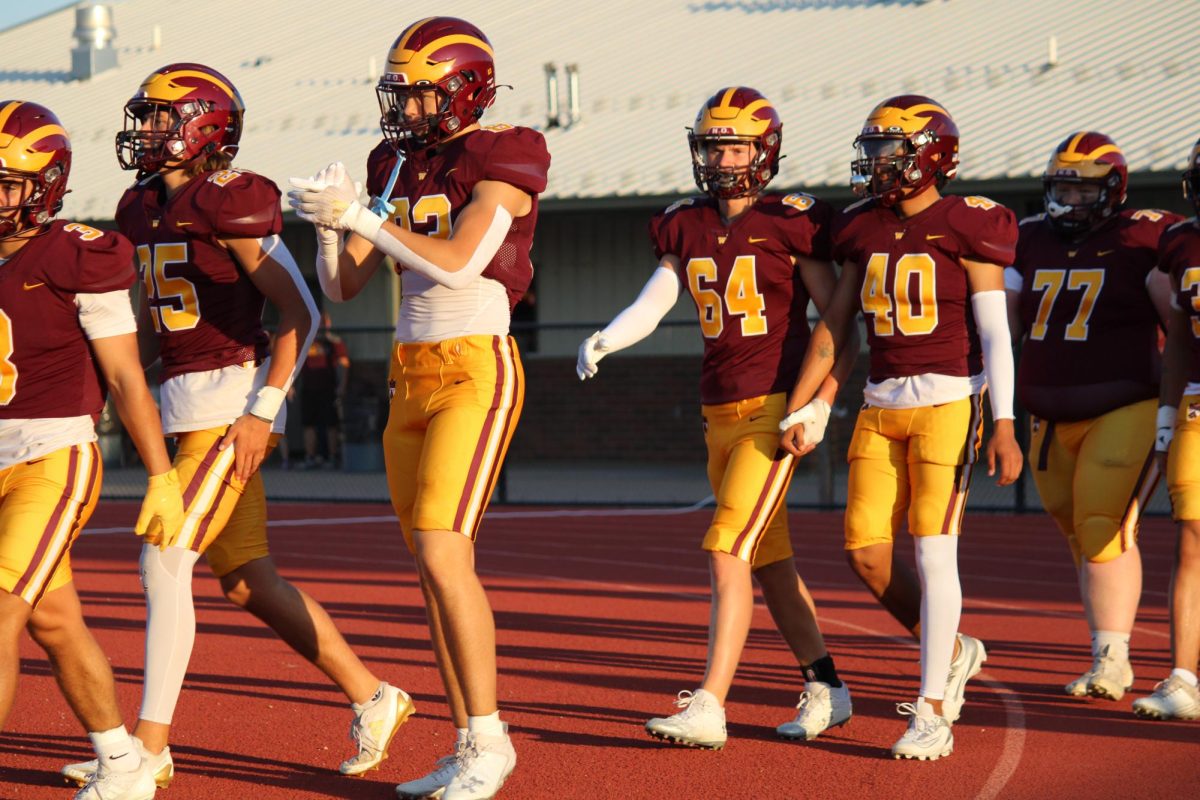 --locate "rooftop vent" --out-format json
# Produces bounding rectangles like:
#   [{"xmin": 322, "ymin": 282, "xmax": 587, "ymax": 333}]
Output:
[{"xmin": 71, "ymin": 3, "xmax": 118, "ymax": 81}]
